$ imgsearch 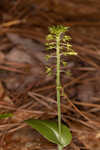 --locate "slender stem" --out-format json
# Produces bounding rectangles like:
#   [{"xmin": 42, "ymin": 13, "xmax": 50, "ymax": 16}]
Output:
[
  {"xmin": 56, "ymin": 35, "xmax": 62, "ymax": 144},
  {"xmin": 58, "ymin": 145, "xmax": 63, "ymax": 150}
]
